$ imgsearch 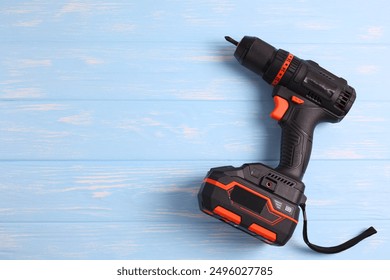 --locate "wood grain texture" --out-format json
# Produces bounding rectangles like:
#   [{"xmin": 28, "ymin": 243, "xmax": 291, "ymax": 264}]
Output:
[
  {"xmin": 0, "ymin": 101, "xmax": 388, "ymax": 160},
  {"xmin": 0, "ymin": 0, "xmax": 389, "ymax": 259}
]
